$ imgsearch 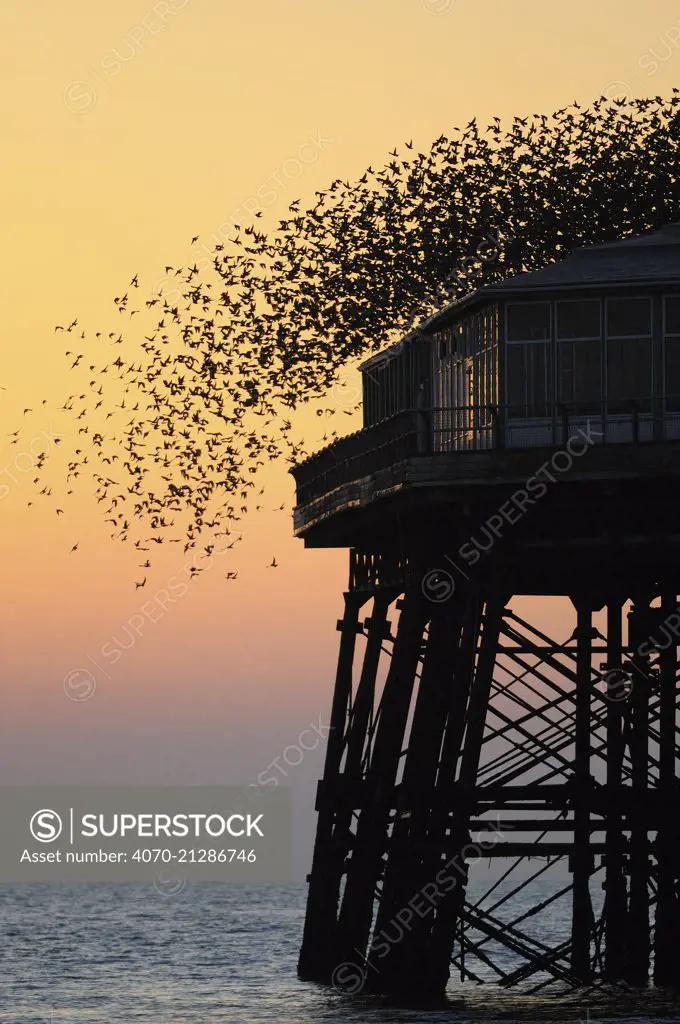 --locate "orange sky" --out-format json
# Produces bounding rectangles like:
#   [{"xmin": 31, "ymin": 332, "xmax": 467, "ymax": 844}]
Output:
[{"xmin": 2, "ymin": 0, "xmax": 680, "ymax": 869}]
